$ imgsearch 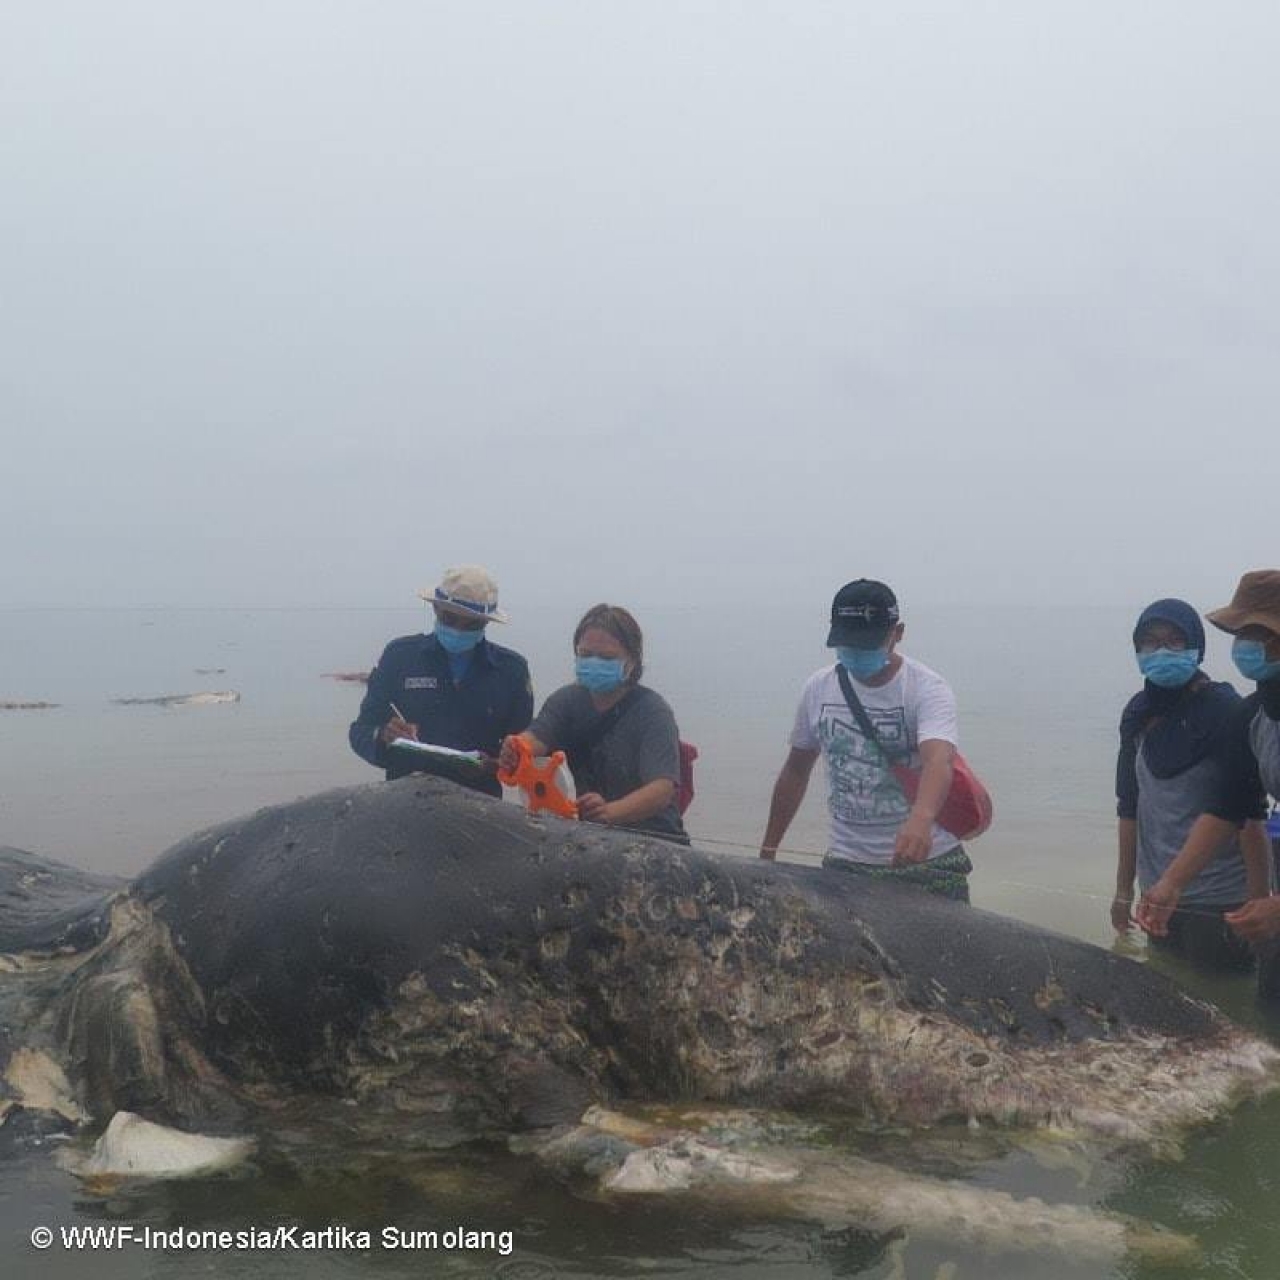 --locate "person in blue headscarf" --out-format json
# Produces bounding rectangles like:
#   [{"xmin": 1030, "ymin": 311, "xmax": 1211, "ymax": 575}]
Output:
[{"xmin": 1114, "ymin": 598, "xmax": 1271, "ymax": 970}]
